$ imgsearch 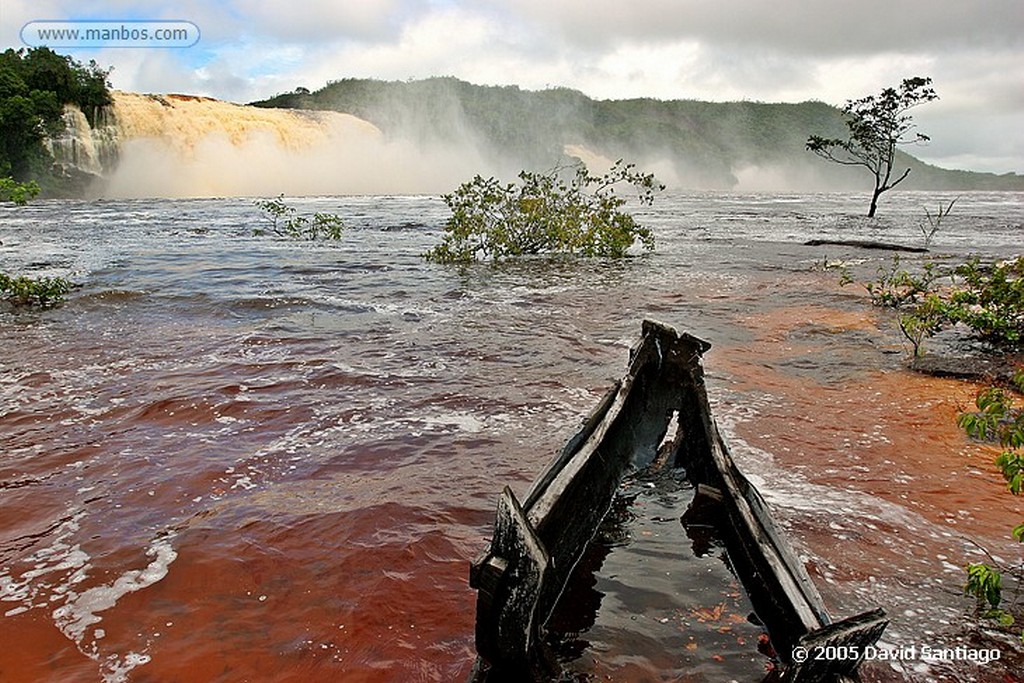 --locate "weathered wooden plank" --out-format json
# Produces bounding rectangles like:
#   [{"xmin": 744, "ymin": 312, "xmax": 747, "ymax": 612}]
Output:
[
  {"xmin": 804, "ymin": 238, "xmax": 929, "ymax": 252},
  {"xmin": 470, "ymin": 487, "xmax": 550, "ymax": 678}
]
